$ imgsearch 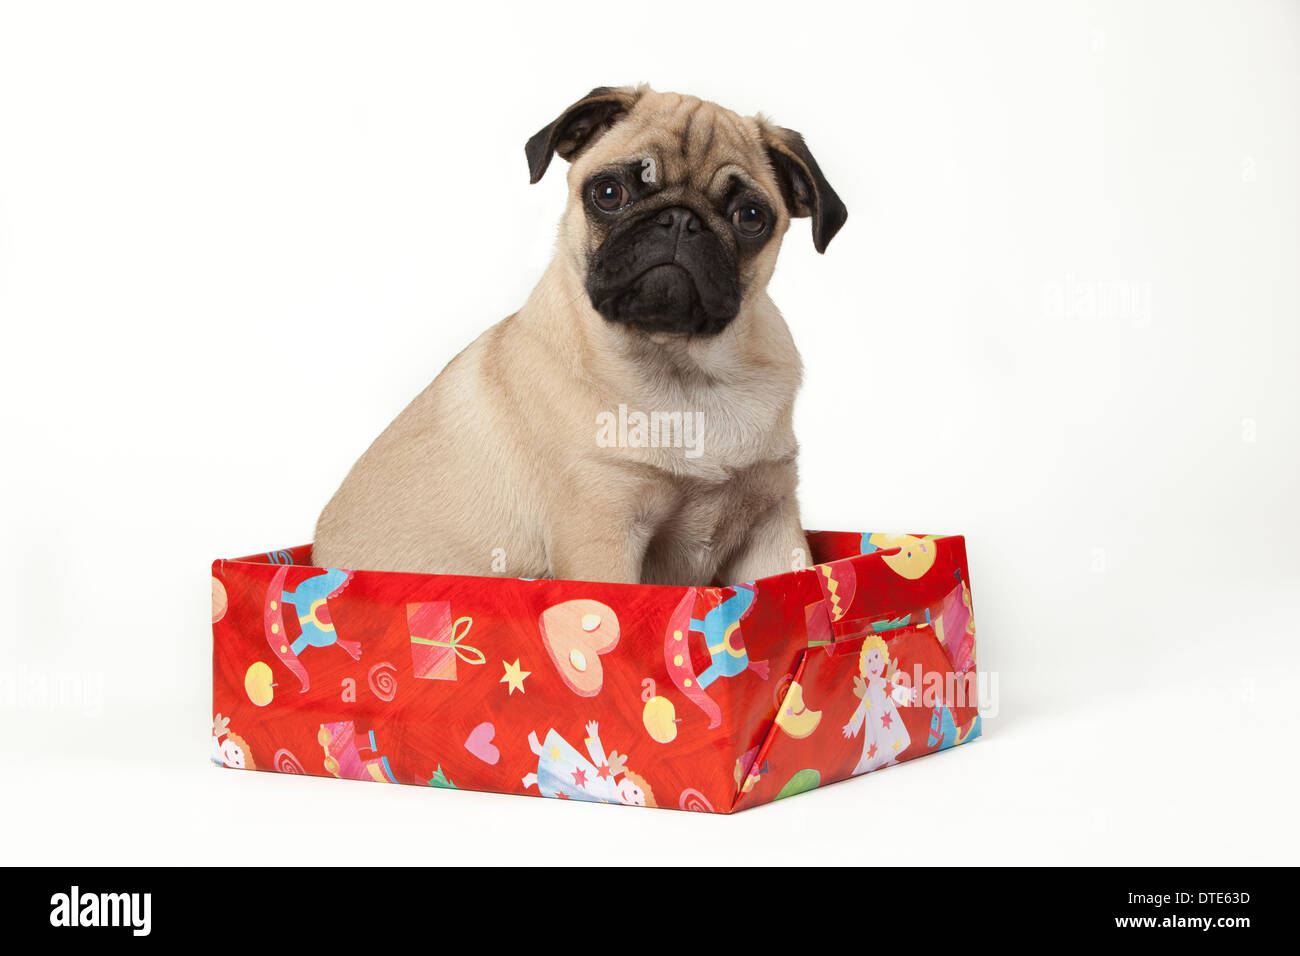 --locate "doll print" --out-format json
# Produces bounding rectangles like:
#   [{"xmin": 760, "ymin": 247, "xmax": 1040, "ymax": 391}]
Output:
[
  {"xmin": 523, "ymin": 720, "xmax": 655, "ymax": 807},
  {"xmin": 211, "ymin": 713, "xmax": 254, "ymax": 769}
]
